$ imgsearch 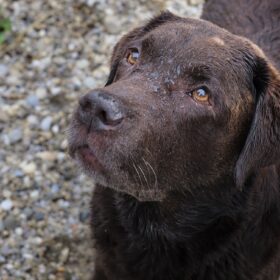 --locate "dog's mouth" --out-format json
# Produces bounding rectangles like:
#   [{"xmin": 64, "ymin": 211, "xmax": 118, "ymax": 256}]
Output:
[
  {"xmin": 70, "ymin": 144, "xmax": 104, "ymax": 172},
  {"xmin": 68, "ymin": 126, "xmax": 169, "ymax": 201}
]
